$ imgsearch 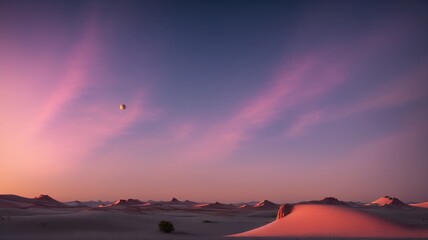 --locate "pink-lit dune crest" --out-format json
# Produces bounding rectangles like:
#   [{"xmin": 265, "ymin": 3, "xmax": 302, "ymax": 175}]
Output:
[{"xmin": 411, "ymin": 201, "xmax": 428, "ymax": 208}]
